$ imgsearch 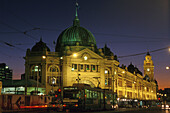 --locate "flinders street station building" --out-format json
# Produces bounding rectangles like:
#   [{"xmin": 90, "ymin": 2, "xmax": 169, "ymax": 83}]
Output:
[{"xmin": 24, "ymin": 7, "xmax": 157, "ymax": 102}]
